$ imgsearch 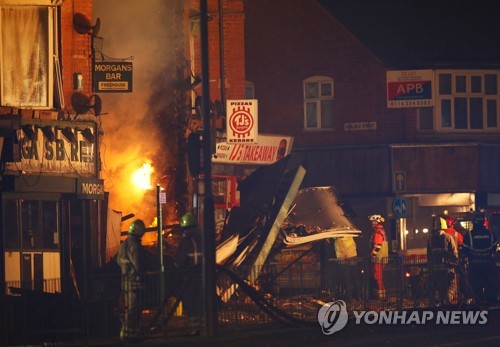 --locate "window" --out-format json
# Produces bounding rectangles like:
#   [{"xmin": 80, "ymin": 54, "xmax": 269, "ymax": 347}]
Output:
[
  {"xmin": 0, "ymin": 3, "xmax": 55, "ymax": 108},
  {"xmin": 3, "ymin": 197, "xmax": 60, "ymax": 293},
  {"xmin": 304, "ymin": 76, "xmax": 334, "ymax": 130},
  {"xmin": 436, "ymin": 71, "xmax": 500, "ymax": 131},
  {"xmin": 245, "ymin": 81, "xmax": 255, "ymax": 99}
]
